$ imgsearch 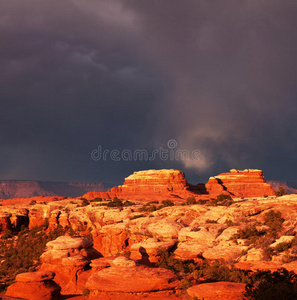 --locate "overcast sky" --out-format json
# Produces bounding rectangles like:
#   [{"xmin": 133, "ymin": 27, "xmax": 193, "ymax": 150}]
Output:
[{"xmin": 0, "ymin": 0, "xmax": 296, "ymax": 184}]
